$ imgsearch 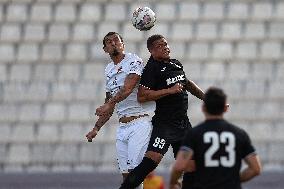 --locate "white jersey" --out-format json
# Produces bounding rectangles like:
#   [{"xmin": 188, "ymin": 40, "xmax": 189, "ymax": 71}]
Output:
[{"xmin": 105, "ymin": 53, "xmax": 149, "ymax": 119}]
